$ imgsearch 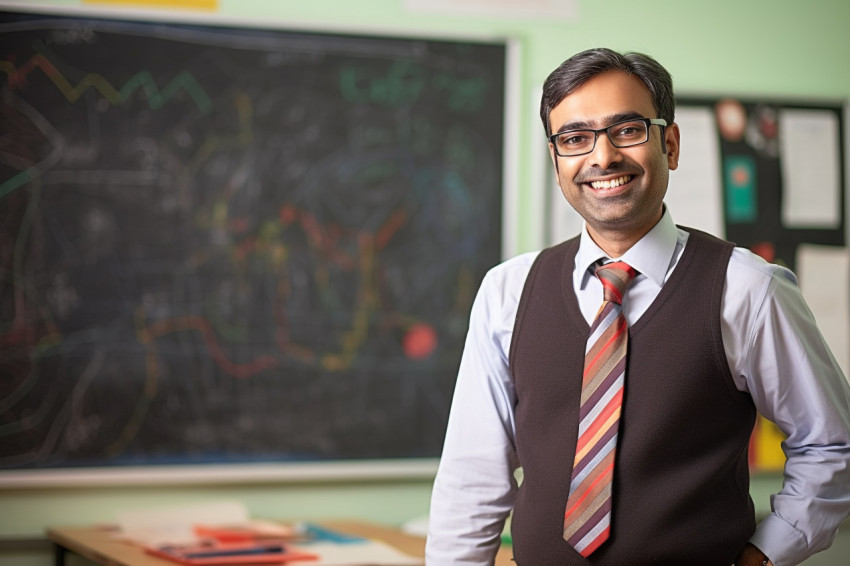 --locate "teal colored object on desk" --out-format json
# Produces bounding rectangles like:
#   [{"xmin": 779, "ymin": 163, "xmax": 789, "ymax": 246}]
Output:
[{"xmin": 300, "ymin": 523, "xmax": 367, "ymax": 544}]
